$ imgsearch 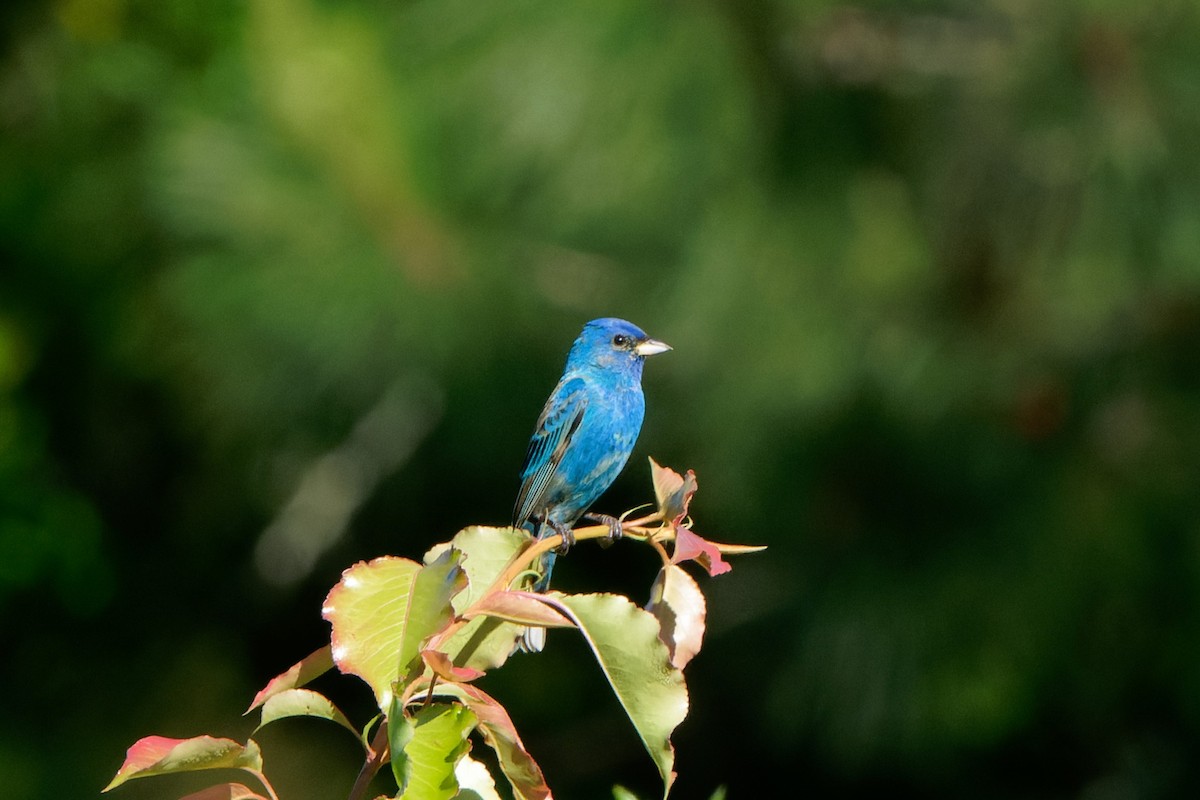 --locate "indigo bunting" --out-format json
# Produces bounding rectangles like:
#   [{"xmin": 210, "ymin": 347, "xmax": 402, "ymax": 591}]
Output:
[{"xmin": 514, "ymin": 318, "xmax": 670, "ymax": 651}]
